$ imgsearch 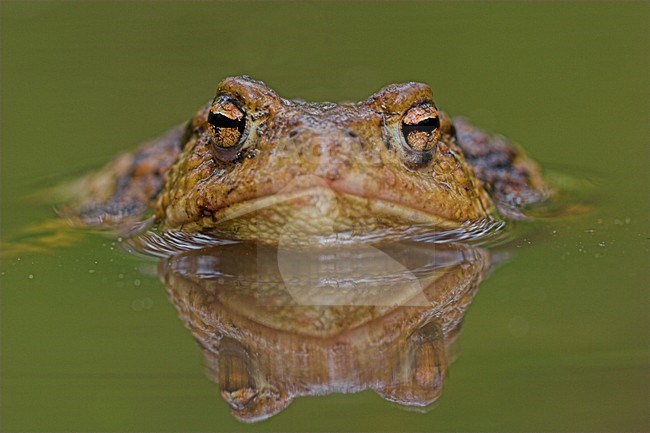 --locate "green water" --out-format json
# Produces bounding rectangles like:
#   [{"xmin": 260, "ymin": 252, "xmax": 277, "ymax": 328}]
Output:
[{"xmin": 1, "ymin": 2, "xmax": 648, "ymax": 431}]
